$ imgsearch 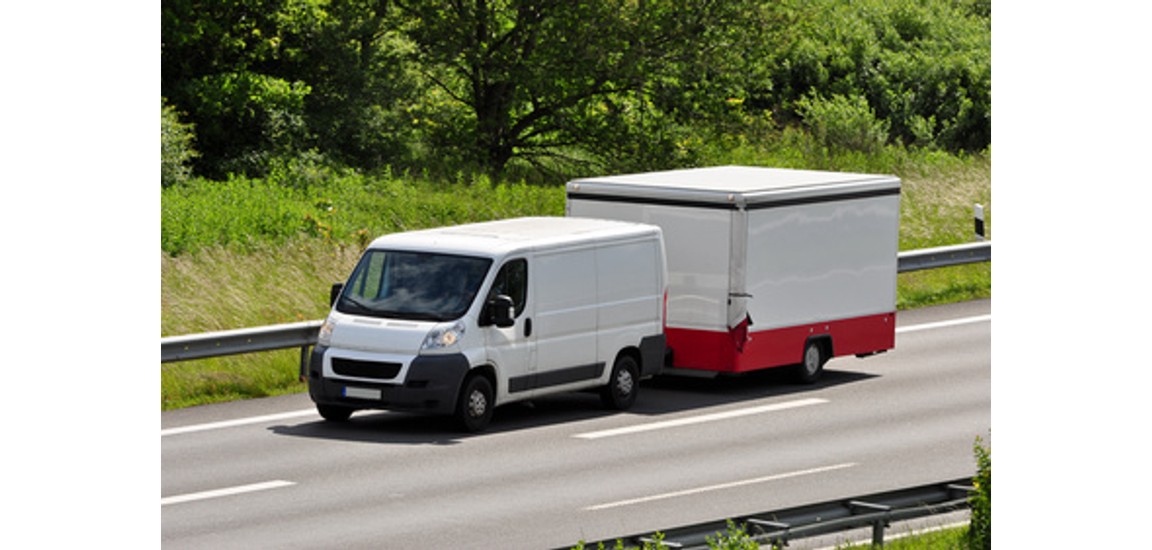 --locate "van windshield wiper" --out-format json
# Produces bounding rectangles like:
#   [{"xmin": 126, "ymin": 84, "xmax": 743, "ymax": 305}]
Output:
[{"xmin": 338, "ymin": 295, "xmax": 374, "ymax": 314}]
